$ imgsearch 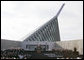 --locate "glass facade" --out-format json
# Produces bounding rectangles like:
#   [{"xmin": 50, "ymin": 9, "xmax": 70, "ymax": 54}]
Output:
[
  {"xmin": 26, "ymin": 45, "xmax": 49, "ymax": 51},
  {"xmin": 24, "ymin": 18, "xmax": 60, "ymax": 42}
]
